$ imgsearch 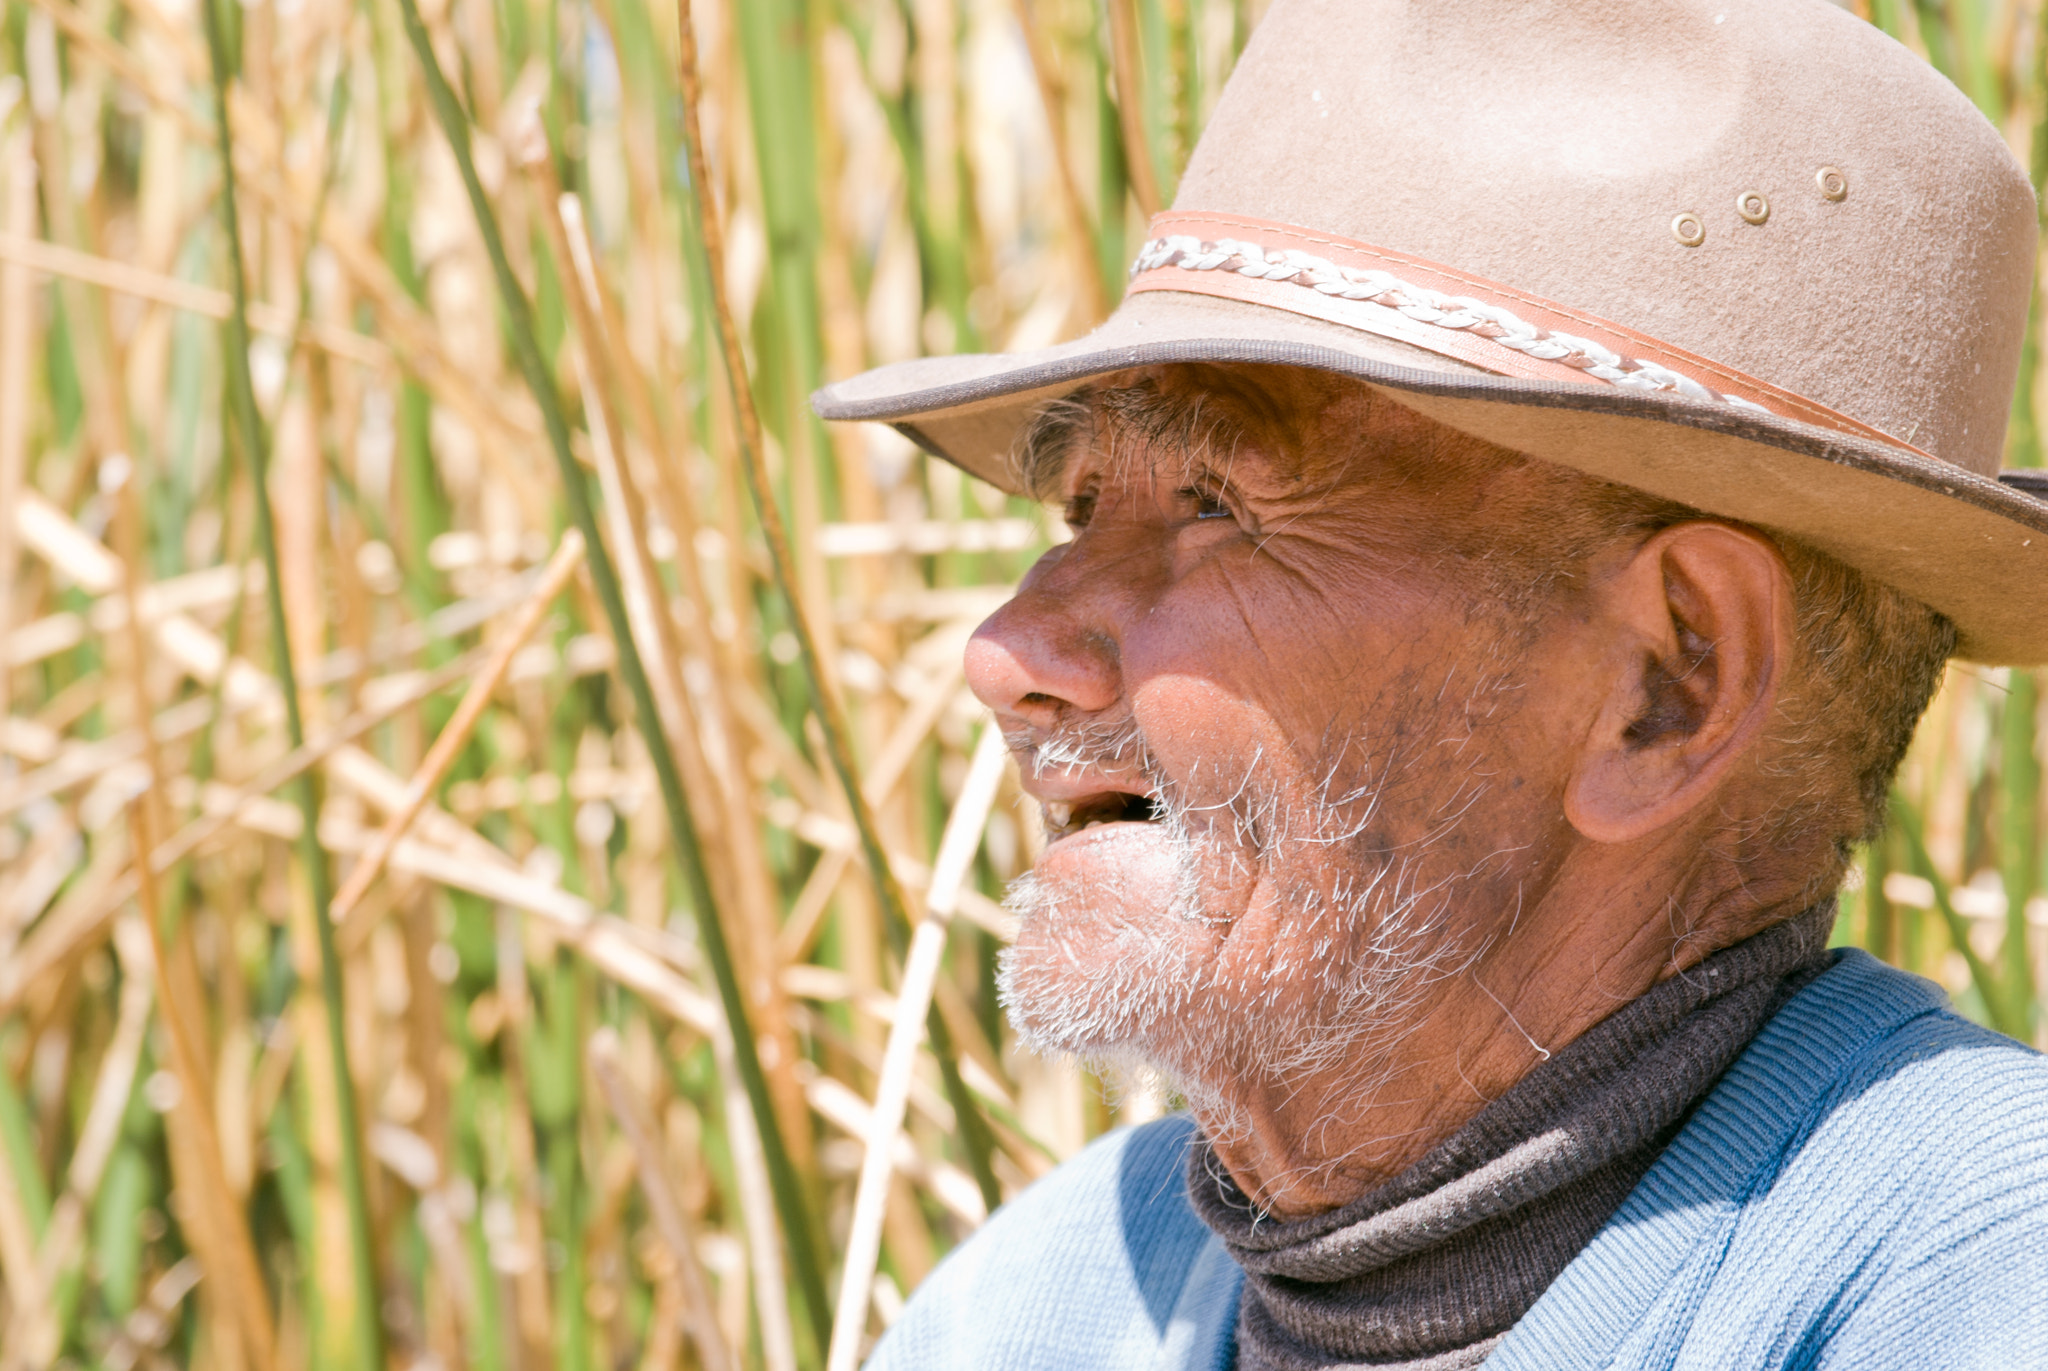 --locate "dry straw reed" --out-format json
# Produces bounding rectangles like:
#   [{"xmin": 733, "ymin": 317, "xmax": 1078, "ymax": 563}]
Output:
[{"xmin": 0, "ymin": 0, "xmax": 2037, "ymax": 1367}]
